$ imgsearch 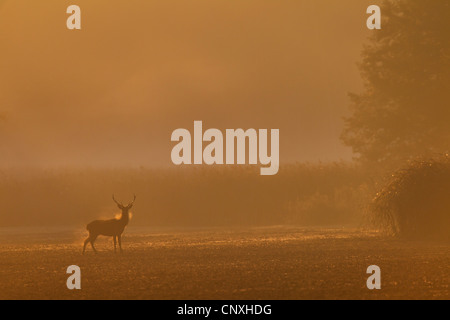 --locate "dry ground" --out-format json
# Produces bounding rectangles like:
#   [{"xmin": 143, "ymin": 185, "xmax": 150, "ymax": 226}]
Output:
[{"xmin": 0, "ymin": 226, "xmax": 448, "ymax": 299}]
